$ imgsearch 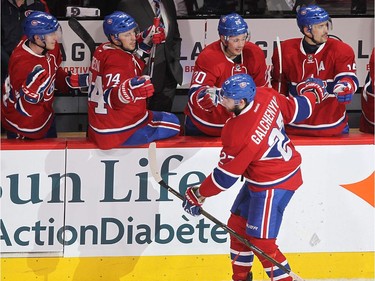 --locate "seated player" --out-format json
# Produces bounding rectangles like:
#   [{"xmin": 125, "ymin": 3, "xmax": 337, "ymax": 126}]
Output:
[
  {"xmin": 87, "ymin": 11, "xmax": 180, "ymax": 150},
  {"xmin": 184, "ymin": 13, "xmax": 268, "ymax": 137},
  {"xmin": 1, "ymin": 11, "xmax": 88, "ymax": 139}
]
